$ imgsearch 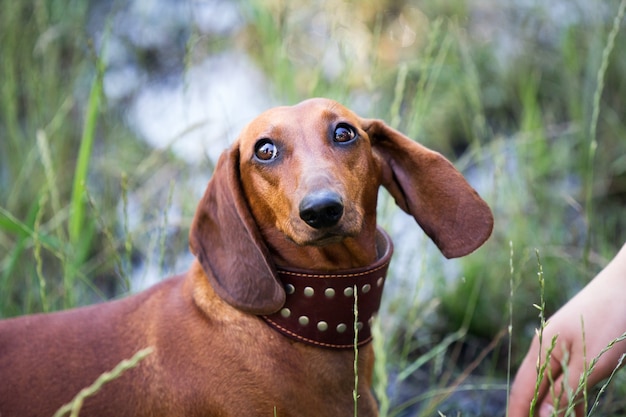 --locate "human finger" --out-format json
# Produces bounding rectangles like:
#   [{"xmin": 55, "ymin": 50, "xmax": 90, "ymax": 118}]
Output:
[{"xmin": 509, "ymin": 337, "xmax": 564, "ymax": 417}]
